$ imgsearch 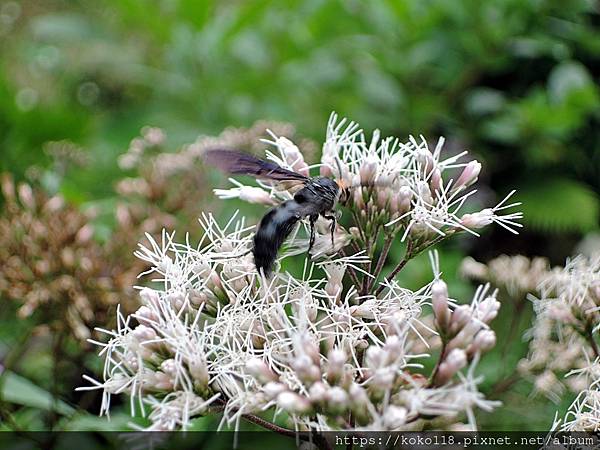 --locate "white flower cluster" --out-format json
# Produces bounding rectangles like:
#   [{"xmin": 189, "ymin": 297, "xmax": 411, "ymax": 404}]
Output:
[
  {"xmin": 79, "ymin": 217, "xmax": 500, "ymax": 432},
  {"xmin": 215, "ymin": 113, "xmax": 522, "ymax": 246},
  {"xmin": 517, "ymin": 255, "xmax": 600, "ymax": 402},
  {"xmin": 80, "ymin": 115, "xmax": 522, "ymax": 435},
  {"xmin": 461, "ymin": 255, "xmax": 550, "ymax": 299}
]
